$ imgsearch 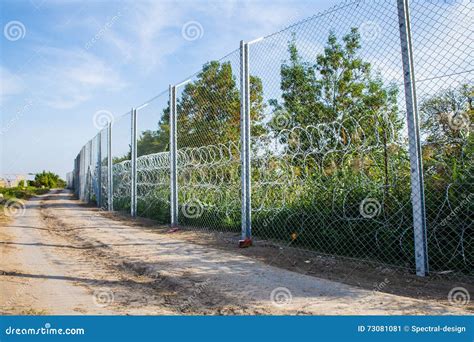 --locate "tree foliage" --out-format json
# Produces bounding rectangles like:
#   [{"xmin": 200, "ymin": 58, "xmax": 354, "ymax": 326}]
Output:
[
  {"xmin": 267, "ymin": 28, "xmax": 405, "ymax": 187},
  {"xmin": 271, "ymin": 29, "xmax": 400, "ymax": 129},
  {"xmin": 109, "ymin": 28, "xmax": 472, "ymax": 274},
  {"xmin": 133, "ymin": 60, "xmax": 265, "ymax": 157},
  {"xmin": 420, "ymin": 84, "xmax": 473, "ymax": 185},
  {"xmin": 34, "ymin": 171, "xmax": 66, "ymax": 188}
]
